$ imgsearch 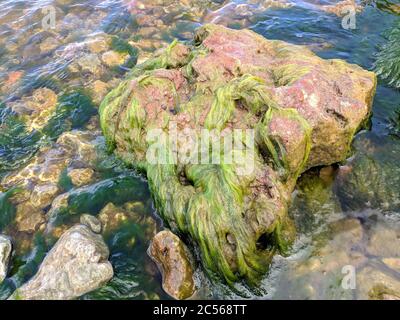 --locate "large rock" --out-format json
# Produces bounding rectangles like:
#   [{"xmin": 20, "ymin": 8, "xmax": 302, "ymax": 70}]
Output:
[
  {"xmin": 99, "ymin": 24, "xmax": 376, "ymax": 284},
  {"xmin": 149, "ymin": 230, "xmax": 195, "ymax": 300},
  {"xmin": 0, "ymin": 235, "xmax": 12, "ymax": 283},
  {"xmin": 10, "ymin": 225, "xmax": 113, "ymax": 300}
]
